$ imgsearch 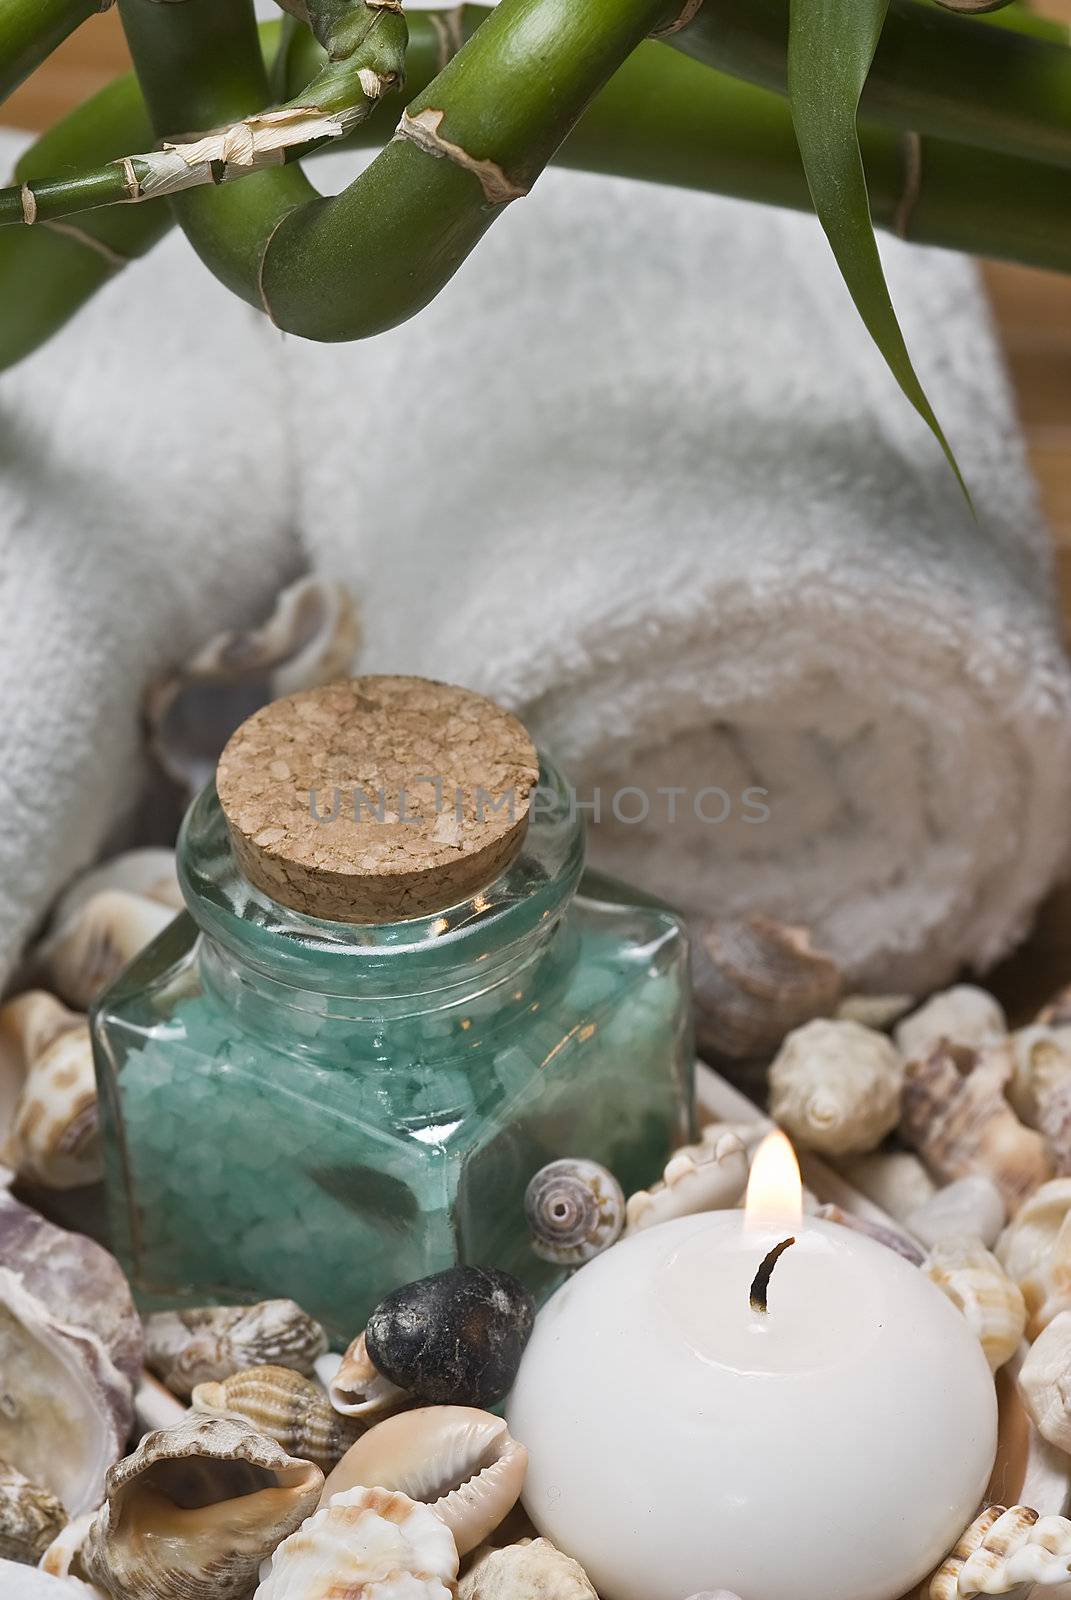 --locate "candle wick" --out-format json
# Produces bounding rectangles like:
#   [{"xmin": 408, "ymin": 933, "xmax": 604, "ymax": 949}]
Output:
[{"xmin": 749, "ymin": 1235, "xmax": 797, "ymax": 1314}]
